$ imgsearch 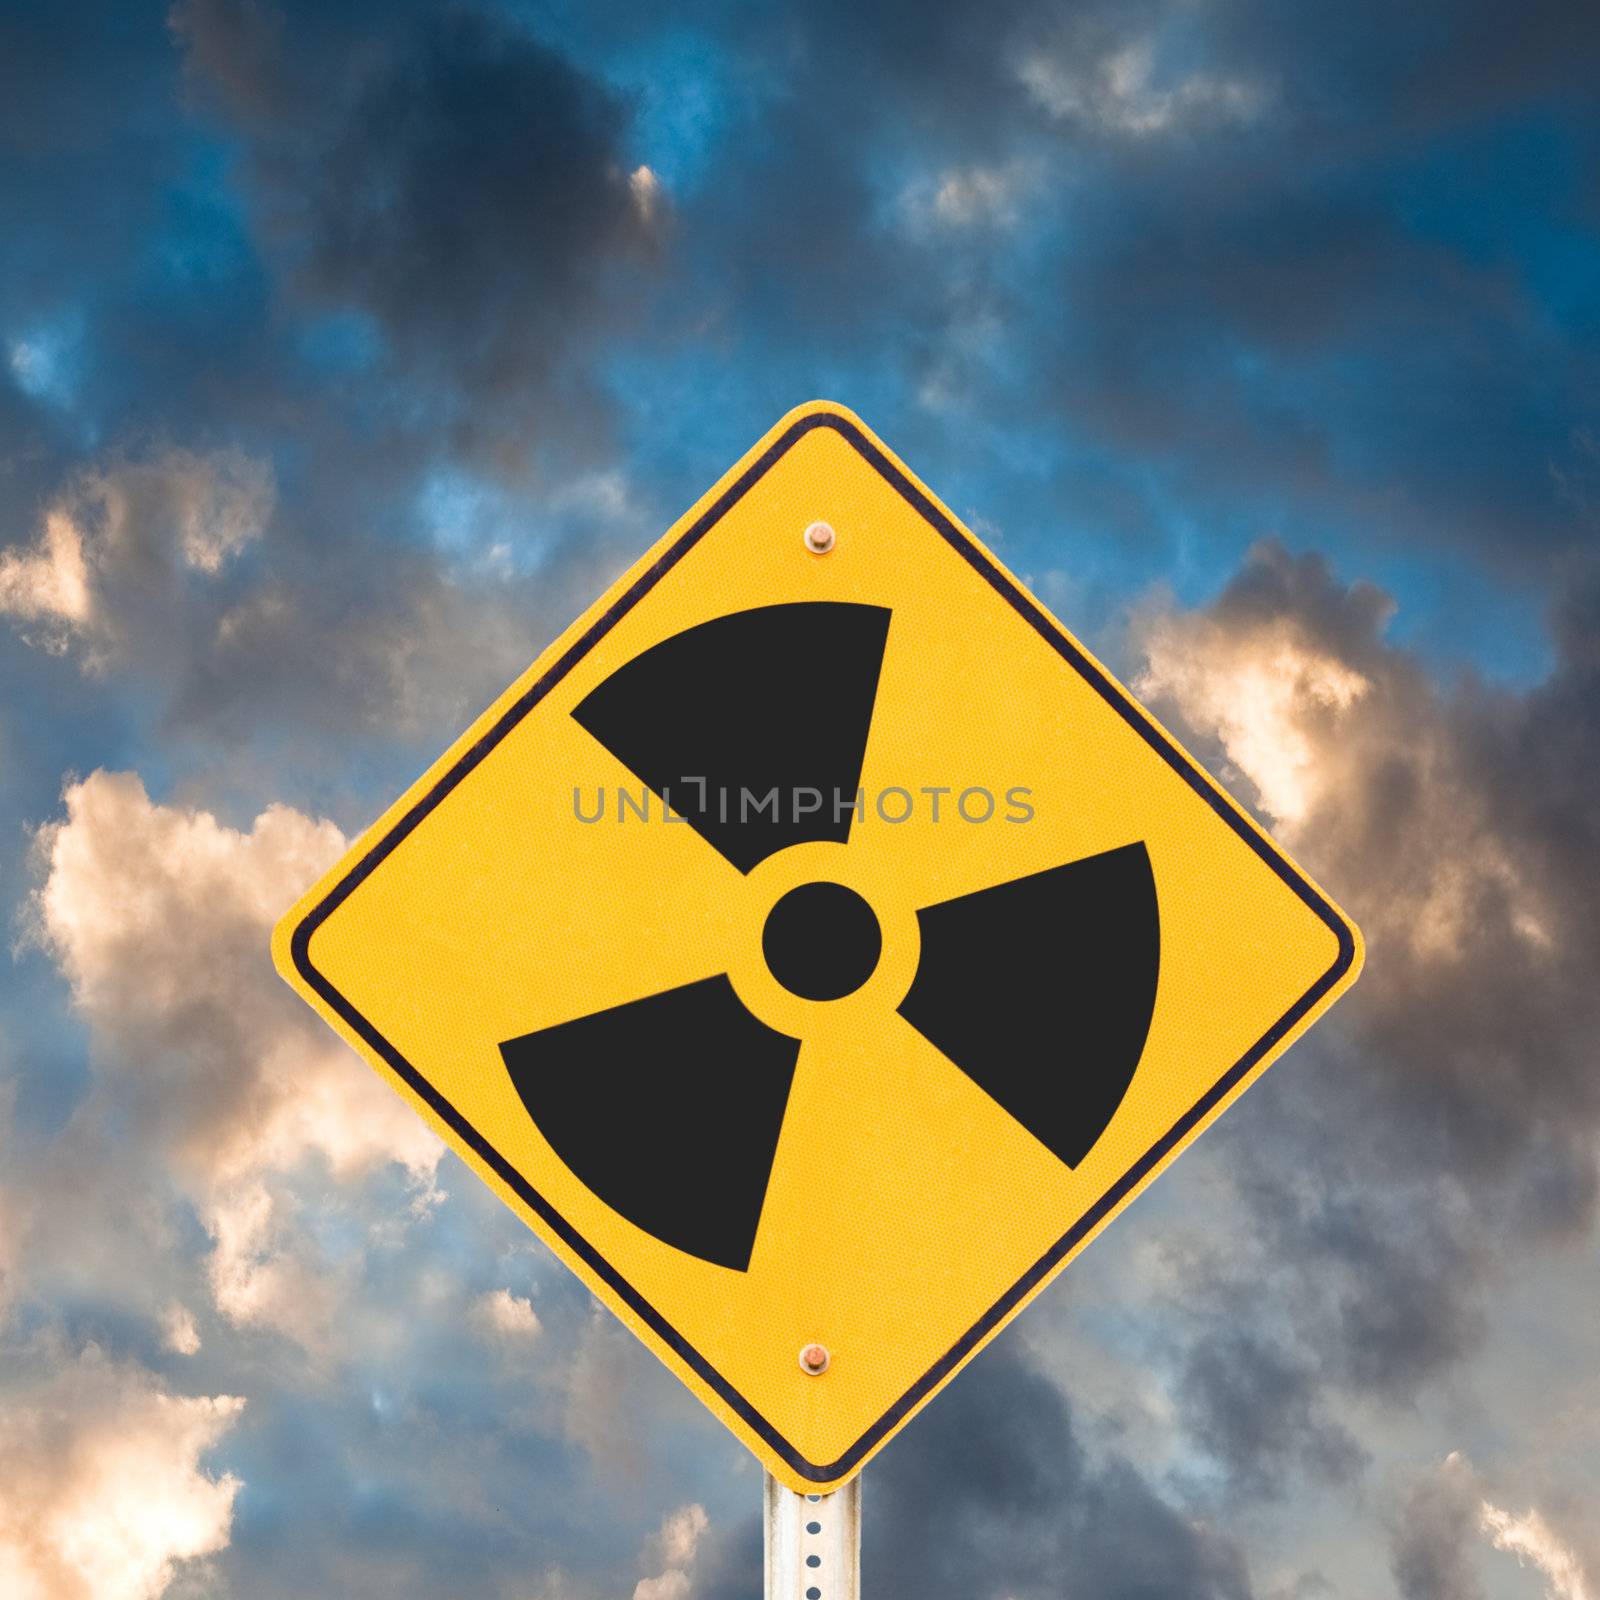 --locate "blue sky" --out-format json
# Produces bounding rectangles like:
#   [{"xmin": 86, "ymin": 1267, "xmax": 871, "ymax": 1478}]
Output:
[{"xmin": 2, "ymin": 3, "xmax": 1599, "ymax": 1598}]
